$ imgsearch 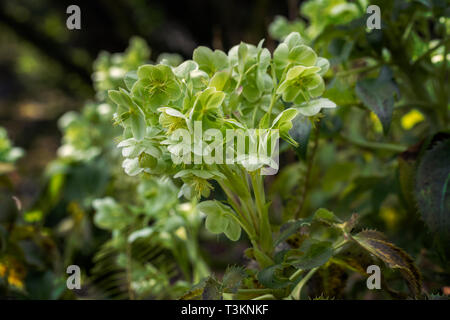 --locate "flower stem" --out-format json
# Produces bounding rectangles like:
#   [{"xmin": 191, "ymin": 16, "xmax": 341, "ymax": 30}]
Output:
[
  {"xmin": 250, "ymin": 171, "xmax": 273, "ymax": 255},
  {"xmin": 289, "ymin": 267, "xmax": 319, "ymax": 300},
  {"xmin": 294, "ymin": 123, "xmax": 319, "ymax": 219}
]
